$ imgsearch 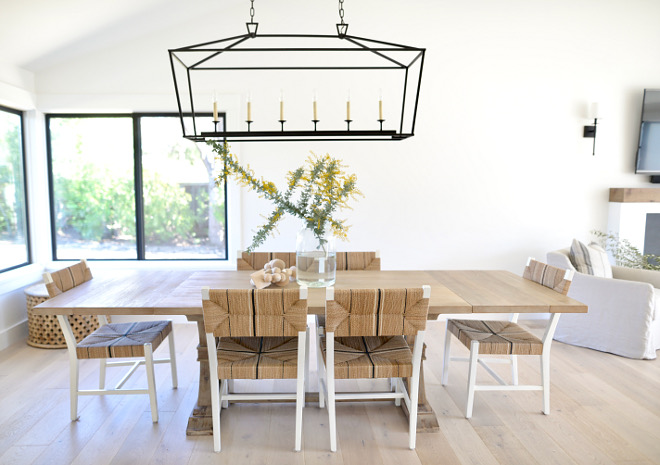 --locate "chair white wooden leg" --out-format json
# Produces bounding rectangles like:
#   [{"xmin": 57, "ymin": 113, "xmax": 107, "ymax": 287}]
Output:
[
  {"xmin": 326, "ymin": 333, "xmax": 337, "ymax": 452},
  {"xmin": 304, "ymin": 327, "xmax": 310, "ymax": 395},
  {"xmin": 99, "ymin": 359, "xmax": 107, "ymax": 389},
  {"xmin": 57, "ymin": 315, "xmax": 80, "ymax": 421},
  {"xmin": 408, "ymin": 331, "xmax": 425, "ymax": 450},
  {"xmin": 442, "ymin": 323, "xmax": 451, "ymax": 386},
  {"xmin": 295, "ymin": 331, "xmax": 306, "ymax": 452},
  {"xmin": 466, "ymin": 340, "xmax": 479, "ymax": 419},
  {"xmin": 317, "ymin": 324, "xmax": 326, "ymax": 409},
  {"xmin": 144, "ymin": 343, "xmax": 158, "ymax": 423},
  {"xmin": 207, "ymin": 333, "xmax": 222, "ymax": 452},
  {"xmin": 70, "ymin": 356, "xmax": 80, "ymax": 421},
  {"xmin": 511, "ymin": 355, "xmax": 519, "ymax": 385},
  {"xmin": 541, "ymin": 352, "xmax": 550, "ymax": 414},
  {"xmin": 168, "ymin": 333, "xmax": 178, "ymax": 389}
]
